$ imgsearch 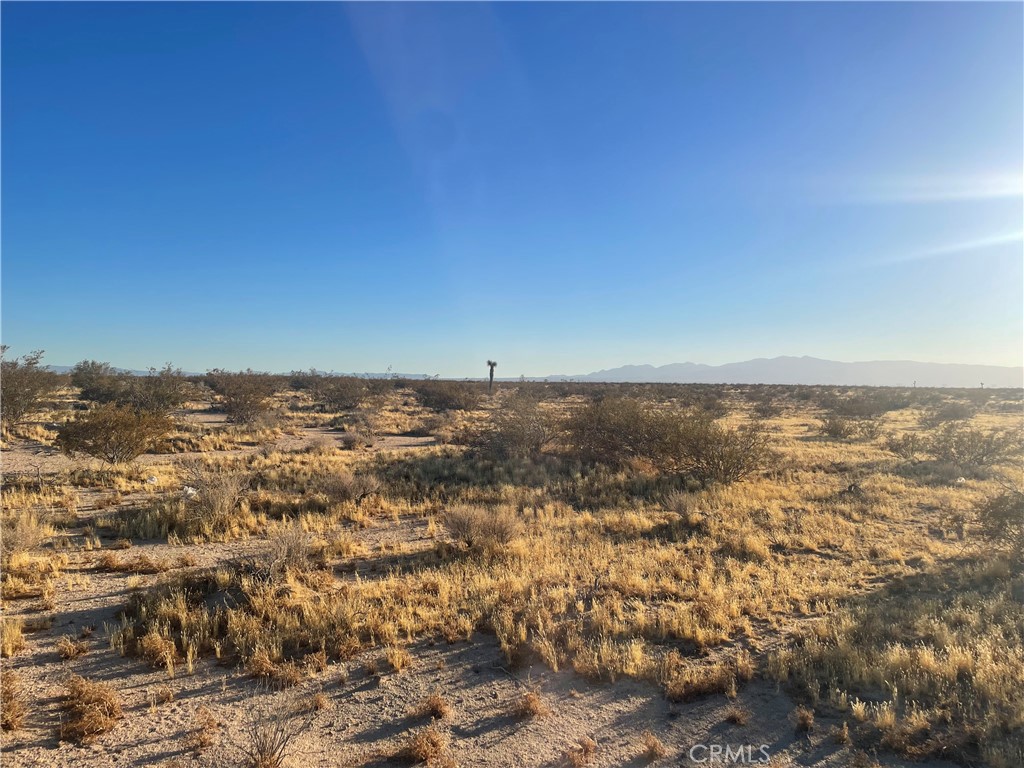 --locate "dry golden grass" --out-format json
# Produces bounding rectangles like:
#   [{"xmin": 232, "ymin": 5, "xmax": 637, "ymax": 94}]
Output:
[
  {"xmin": 639, "ymin": 729, "xmax": 668, "ymax": 762},
  {"xmin": 412, "ymin": 690, "xmax": 453, "ymax": 721},
  {"xmin": 567, "ymin": 734, "xmax": 598, "ymax": 767},
  {"xmin": 55, "ymin": 634, "xmax": 88, "ymax": 660},
  {"xmin": 513, "ymin": 688, "xmax": 551, "ymax": 719},
  {"xmin": 60, "ymin": 675, "xmax": 122, "ymax": 742},
  {"xmin": 1, "ymin": 668, "xmax": 28, "ymax": 730},
  {"xmin": 399, "ymin": 723, "xmax": 456, "ymax": 767}
]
